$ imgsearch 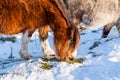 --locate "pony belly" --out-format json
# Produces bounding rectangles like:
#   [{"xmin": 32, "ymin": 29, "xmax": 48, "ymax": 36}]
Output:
[{"xmin": 82, "ymin": 12, "xmax": 119, "ymax": 28}]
